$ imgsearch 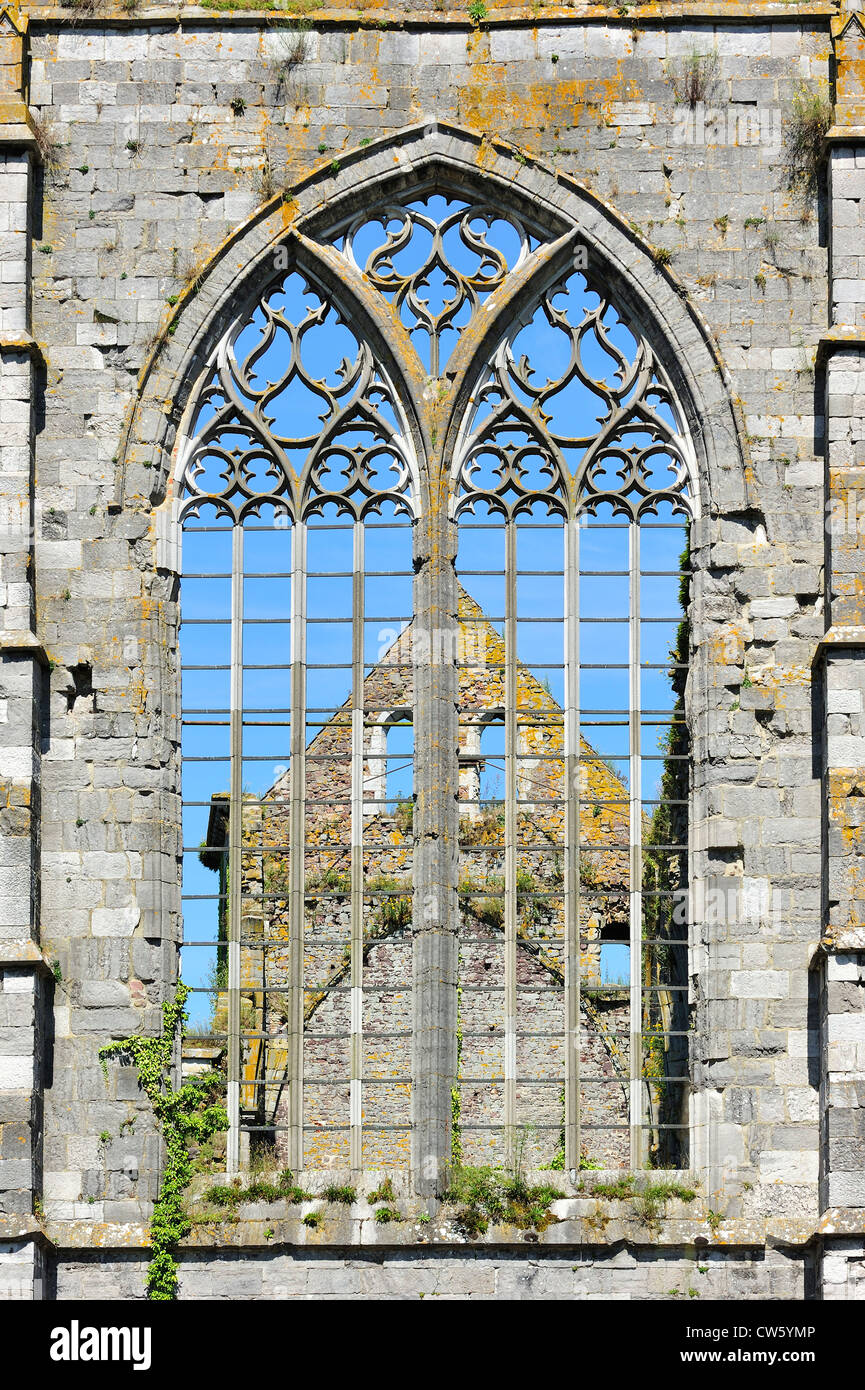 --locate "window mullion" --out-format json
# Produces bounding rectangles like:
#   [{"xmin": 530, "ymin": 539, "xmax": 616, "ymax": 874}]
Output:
[
  {"xmin": 288, "ymin": 519, "xmax": 307, "ymax": 1172},
  {"xmin": 350, "ymin": 519, "xmax": 364, "ymax": 1174},
  {"xmin": 629, "ymin": 518, "xmax": 643, "ymax": 1170},
  {"xmin": 227, "ymin": 523, "xmax": 244, "ymax": 1176},
  {"xmin": 564, "ymin": 512, "xmax": 581, "ymax": 1171},
  {"xmin": 504, "ymin": 518, "xmax": 518, "ymax": 1166}
]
